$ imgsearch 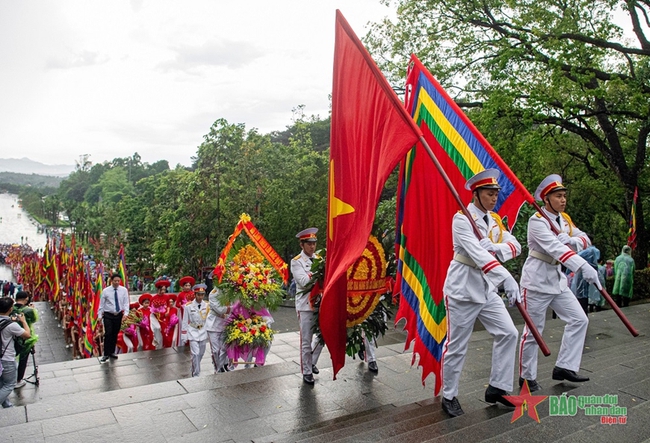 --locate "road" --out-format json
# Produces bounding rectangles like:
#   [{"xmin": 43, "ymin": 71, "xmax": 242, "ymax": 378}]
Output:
[{"xmin": 0, "ymin": 192, "xmax": 47, "ymax": 247}]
